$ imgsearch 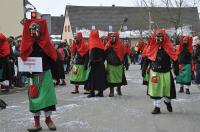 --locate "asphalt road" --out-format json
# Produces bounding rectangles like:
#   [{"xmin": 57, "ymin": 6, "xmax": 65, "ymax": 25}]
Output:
[{"xmin": 0, "ymin": 64, "xmax": 200, "ymax": 132}]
